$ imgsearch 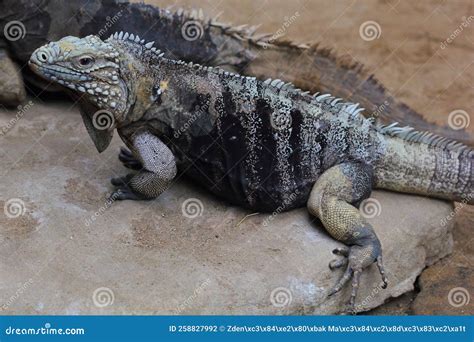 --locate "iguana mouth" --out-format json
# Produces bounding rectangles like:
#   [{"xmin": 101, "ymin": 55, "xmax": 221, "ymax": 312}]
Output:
[{"xmin": 29, "ymin": 62, "xmax": 87, "ymax": 81}]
